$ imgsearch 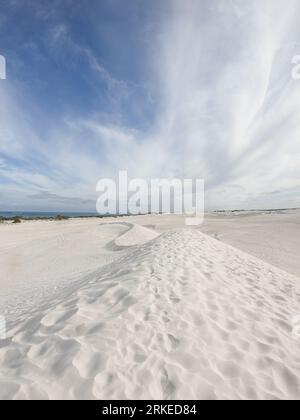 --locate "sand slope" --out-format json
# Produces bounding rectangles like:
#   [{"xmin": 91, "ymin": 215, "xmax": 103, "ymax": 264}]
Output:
[
  {"xmin": 0, "ymin": 220, "xmax": 157, "ymax": 326},
  {"xmin": 0, "ymin": 227, "xmax": 300, "ymax": 400},
  {"xmin": 200, "ymin": 209, "xmax": 300, "ymax": 278}
]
